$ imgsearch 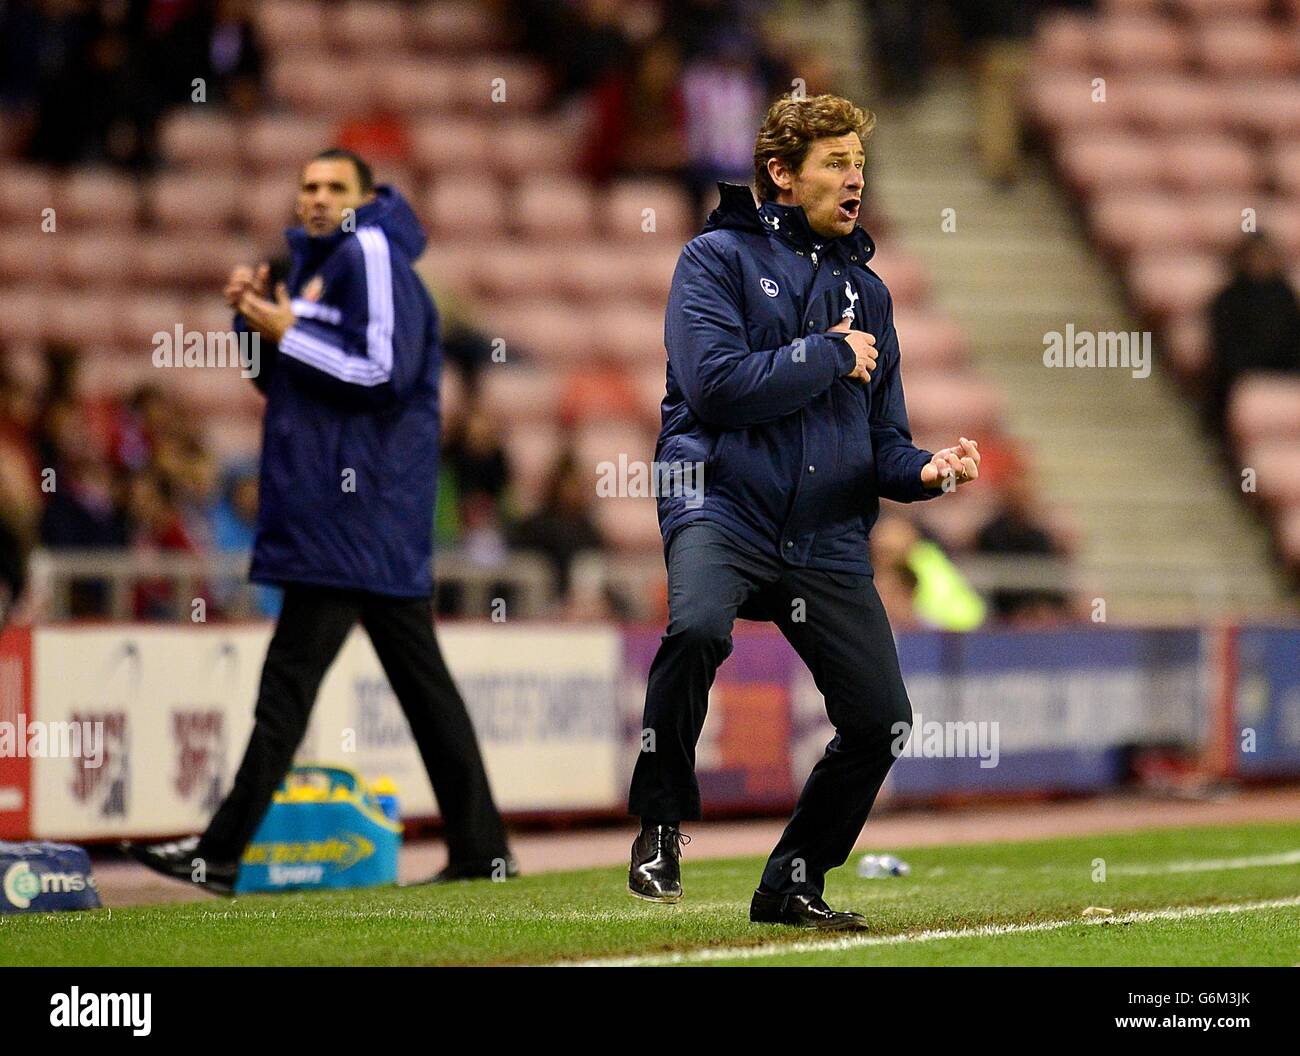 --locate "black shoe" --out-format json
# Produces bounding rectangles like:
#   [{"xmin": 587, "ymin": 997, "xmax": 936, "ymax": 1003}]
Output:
[
  {"xmin": 121, "ymin": 836, "xmax": 238, "ymax": 897},
  {"xmin": 628, "ymin": 822, "xmax": 688, "ymax": 904},
  {"xmin": 749, "ymin": 889, "xmax": 869, "ymax": 930},
  {"xmin": 406, "ymin": 855, "xmax": 520, "ymax": 886}
]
